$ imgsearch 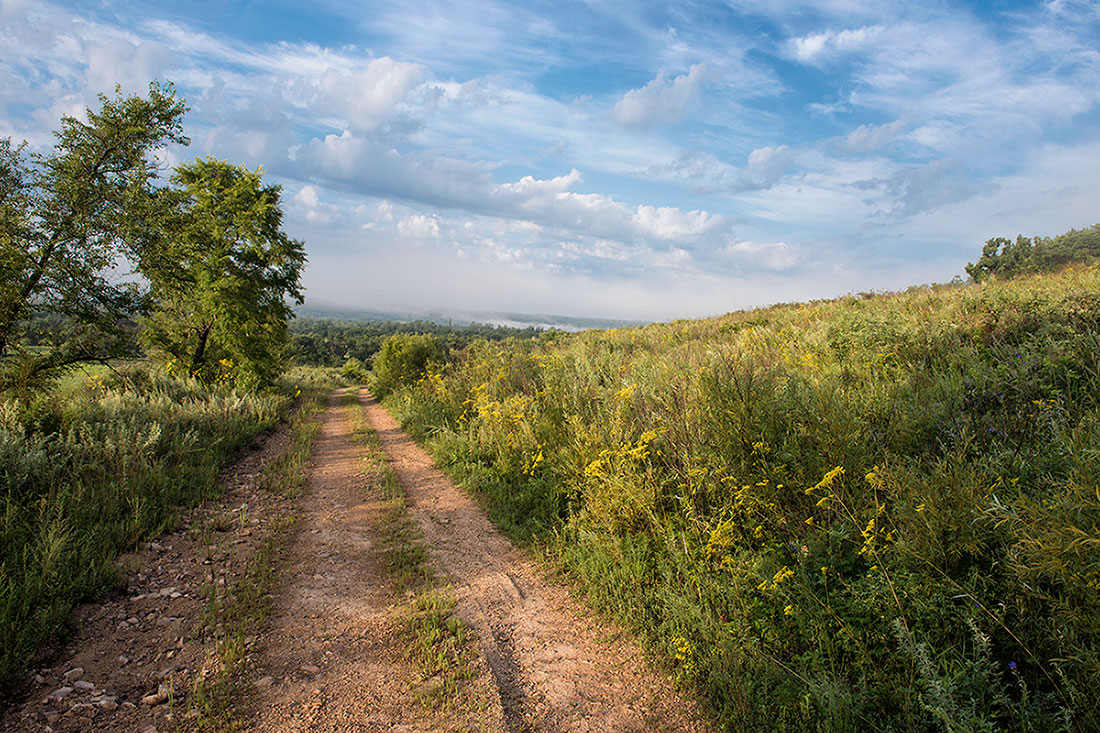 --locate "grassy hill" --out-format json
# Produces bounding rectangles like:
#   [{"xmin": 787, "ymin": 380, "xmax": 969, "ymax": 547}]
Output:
[{"xmin": 377, "ymin": 264, "xmax": 1100, "ymax": 731}]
